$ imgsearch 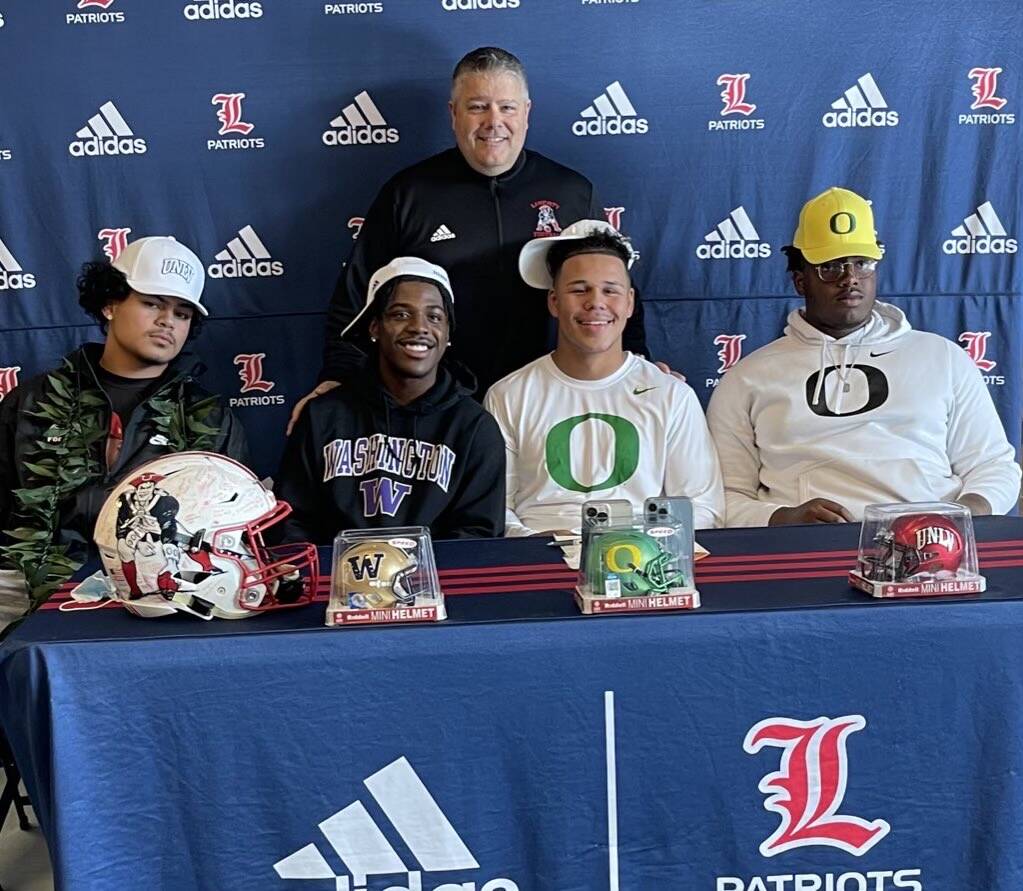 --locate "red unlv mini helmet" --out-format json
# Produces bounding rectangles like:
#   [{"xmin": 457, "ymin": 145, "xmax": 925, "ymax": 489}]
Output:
[{"xmin": 869, "ymin": 513, "xmax": 965, "ymax": 581}]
